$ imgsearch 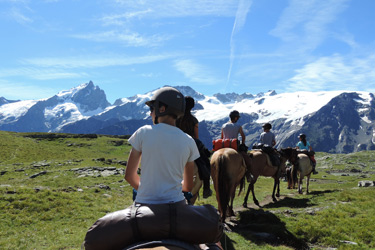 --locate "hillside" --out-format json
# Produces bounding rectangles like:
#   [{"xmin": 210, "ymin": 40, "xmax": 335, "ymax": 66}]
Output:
[{"xmin": 1, "ymin": 131, "xmax": 375, "ymax": 249}]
